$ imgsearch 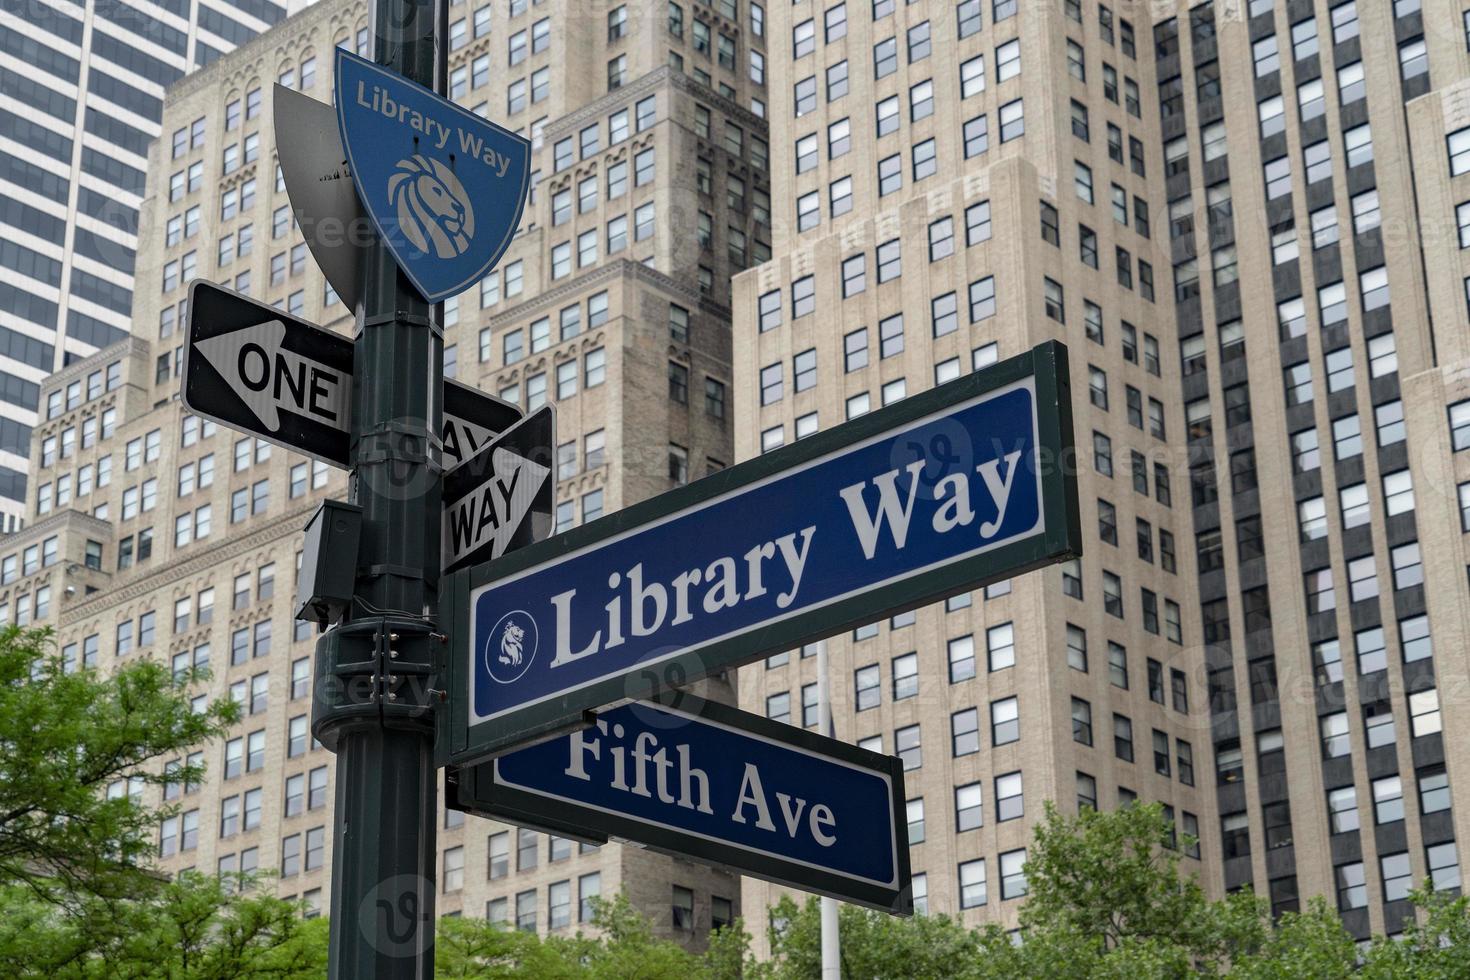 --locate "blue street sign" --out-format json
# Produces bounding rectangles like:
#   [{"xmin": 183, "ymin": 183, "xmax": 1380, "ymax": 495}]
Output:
[
  {"xmin": 335, "ymin": 49, "xmax": 530, "ymax": 303},
  {"xmin": 443, "ymin": 343, "xmax": 1079, "ymax": 762},
  {"xmin": 449, "ymin": 694, "xmax": 912, "ymax": 913}
]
